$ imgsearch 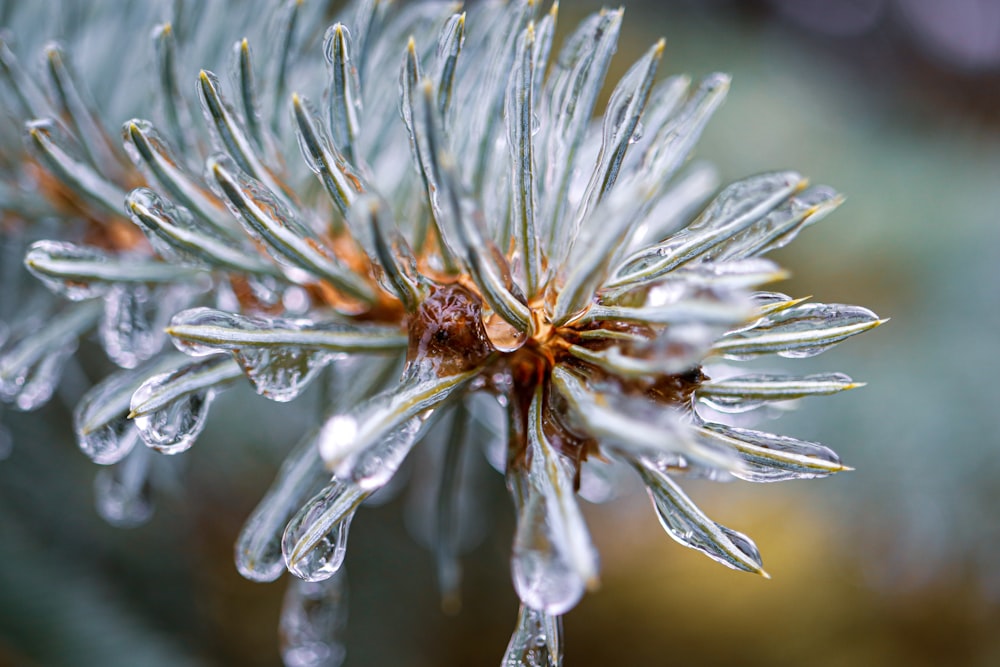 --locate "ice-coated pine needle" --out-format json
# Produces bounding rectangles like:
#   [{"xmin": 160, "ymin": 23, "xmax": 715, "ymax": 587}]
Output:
[{"xmin": 0, "ymin": 2, "xmax": 884, "ymax": 665}]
